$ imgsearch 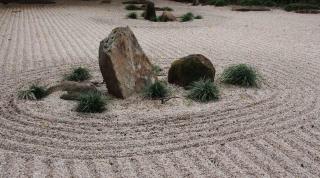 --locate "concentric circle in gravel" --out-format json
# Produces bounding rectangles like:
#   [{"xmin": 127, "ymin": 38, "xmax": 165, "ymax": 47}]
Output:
[{"xmin": 0, "ymin": 0, "xmax": 320, "ymax": 177}]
